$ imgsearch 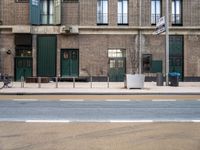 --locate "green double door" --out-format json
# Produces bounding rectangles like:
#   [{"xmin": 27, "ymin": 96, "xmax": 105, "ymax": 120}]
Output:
[
  {"xmin": 169, "ymin": 36, "xmax": 184, "ymax": 81},
  {"xmin": 61, "ymin": 49, "xmax": 79, "ymax": 77},
  {"xmin": 109, "ymin": 58, "xmax": 126, "ymax": 82},
  {"xmin": 15, "ymin": 57, "xmax": 32, "ymax": 81}
]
